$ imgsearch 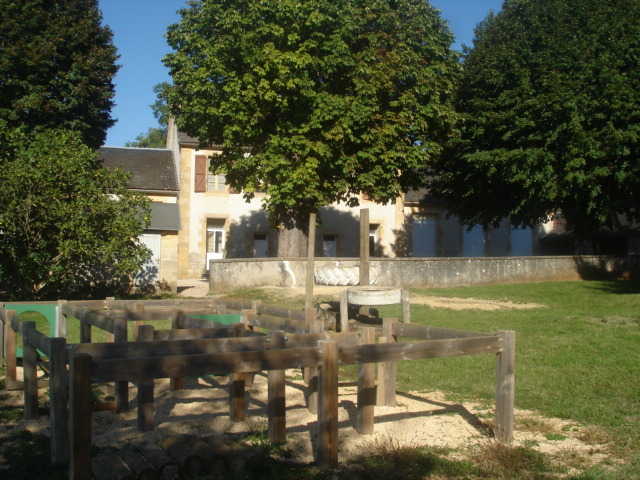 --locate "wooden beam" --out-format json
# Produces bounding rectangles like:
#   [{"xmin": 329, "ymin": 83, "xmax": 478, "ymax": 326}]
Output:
[
  {"xmin": 72, "ymin": 336, "xmax": 272, "ymax": 360},
  {"xmin": 230, "ymin": 324, "xmax": 248, "ymax": 422},
  {"xmin": 56, "ymin": 300, "xmax": 68, "ymax": 337},
  {"xmin": 393, "ymin": 322, "xmax": 487, "ymax": 340},
  {"xmin": 357, "ymin": 327, "xmax": 376, "ymax": 434},
  {"xmin": 305, "ymin": 212, "xmax": 317, "ymax": 333},
  {"xmin": 24, "ymin": 327, "xmax": 51, "ymax": 356},
  {"xmin": 249, "ymin": 313, "xmax": 307, "ymax": 333},
  {"xmin": 268, "ymin": 331, "xmax": 286, "ymax": 444},
  {"xmin": 339, "ymin": 335, "xmax": 502, "ymax": 365},
  {"xmin": 170, "ymin": 311, "xmax": 185, "ymax": 390},
  {"xmin": 359, "ymin": 208, "xmax": 370, "ymax": 286},
  {"xmin": 339, "ymin": 289, "xmax": 349, "ymax": 333},
  {"xmin": 136, "ymin": 325, "xmax": 155, "ymax": 432},
  {"xmin": 495, "ymin": 330, "xmax": 515, "ymax": 444},
  {"xmin": 401, "ymin": 289, "xmax": 411, "ymax": 323},
  {"xmin": 377, "ymin": 318, "xmax": 397, "ymax": 406},
  {"xmin": 49, "ymin": 337, "xmax": 69, "ymax": 465},
  {"xmin": 84, "ymin": 310, "xmax": 114, "ymax": 333},
  {"xmin": 317, "ymin": 340, "xmax": 338, "ymax": 466},
  {"xmin": 90, "ymin": 346, "xmax": 323, "ymax": 382},
  {"xmin": 113, "ymin": 317, "xmax": 129, "ymax": 412},
  {"xmin": 70, "ymin": 353, "xmax": 93, "ymax": 480},
  {"xmin": 21, "ymin": 322, "xmax": 39, "ymax": 420}
]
